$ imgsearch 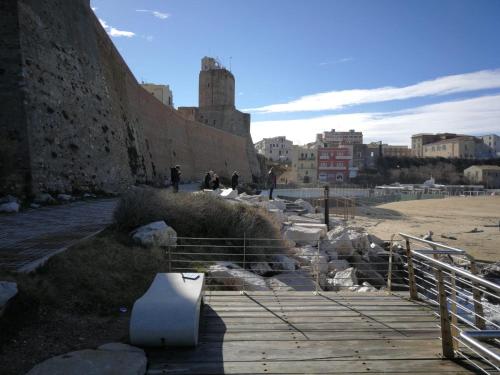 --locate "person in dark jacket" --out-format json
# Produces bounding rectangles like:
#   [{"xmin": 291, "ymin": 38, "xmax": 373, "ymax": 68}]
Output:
[
  {"xmin": 231, "ymin": 171, "xmax": 239, "ymax": 190},
  {"xmin": 204, "ymin": 171, "xmax": 212, "ymax": 189},
  {"xmin": 171, "ymin": 165, "xmax": 181, "ymax": 193},
  {"xmin": 212, "ymin": 174, "xmax": 220, "ymax": 190},
  {"xmin": 268, "ymin": 167, "xmax": 277, "ymax": 200}
]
